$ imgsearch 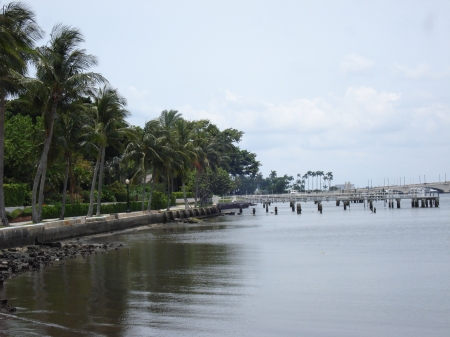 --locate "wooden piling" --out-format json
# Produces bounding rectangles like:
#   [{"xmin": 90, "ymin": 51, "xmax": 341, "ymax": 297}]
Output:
[
  {"xmin": 253, "ymin": 208, "xmax": 256, "ymax": 215},
  {"xmin": 275, "ymin": 207, "xmax": 278, "ymax": 215}
]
